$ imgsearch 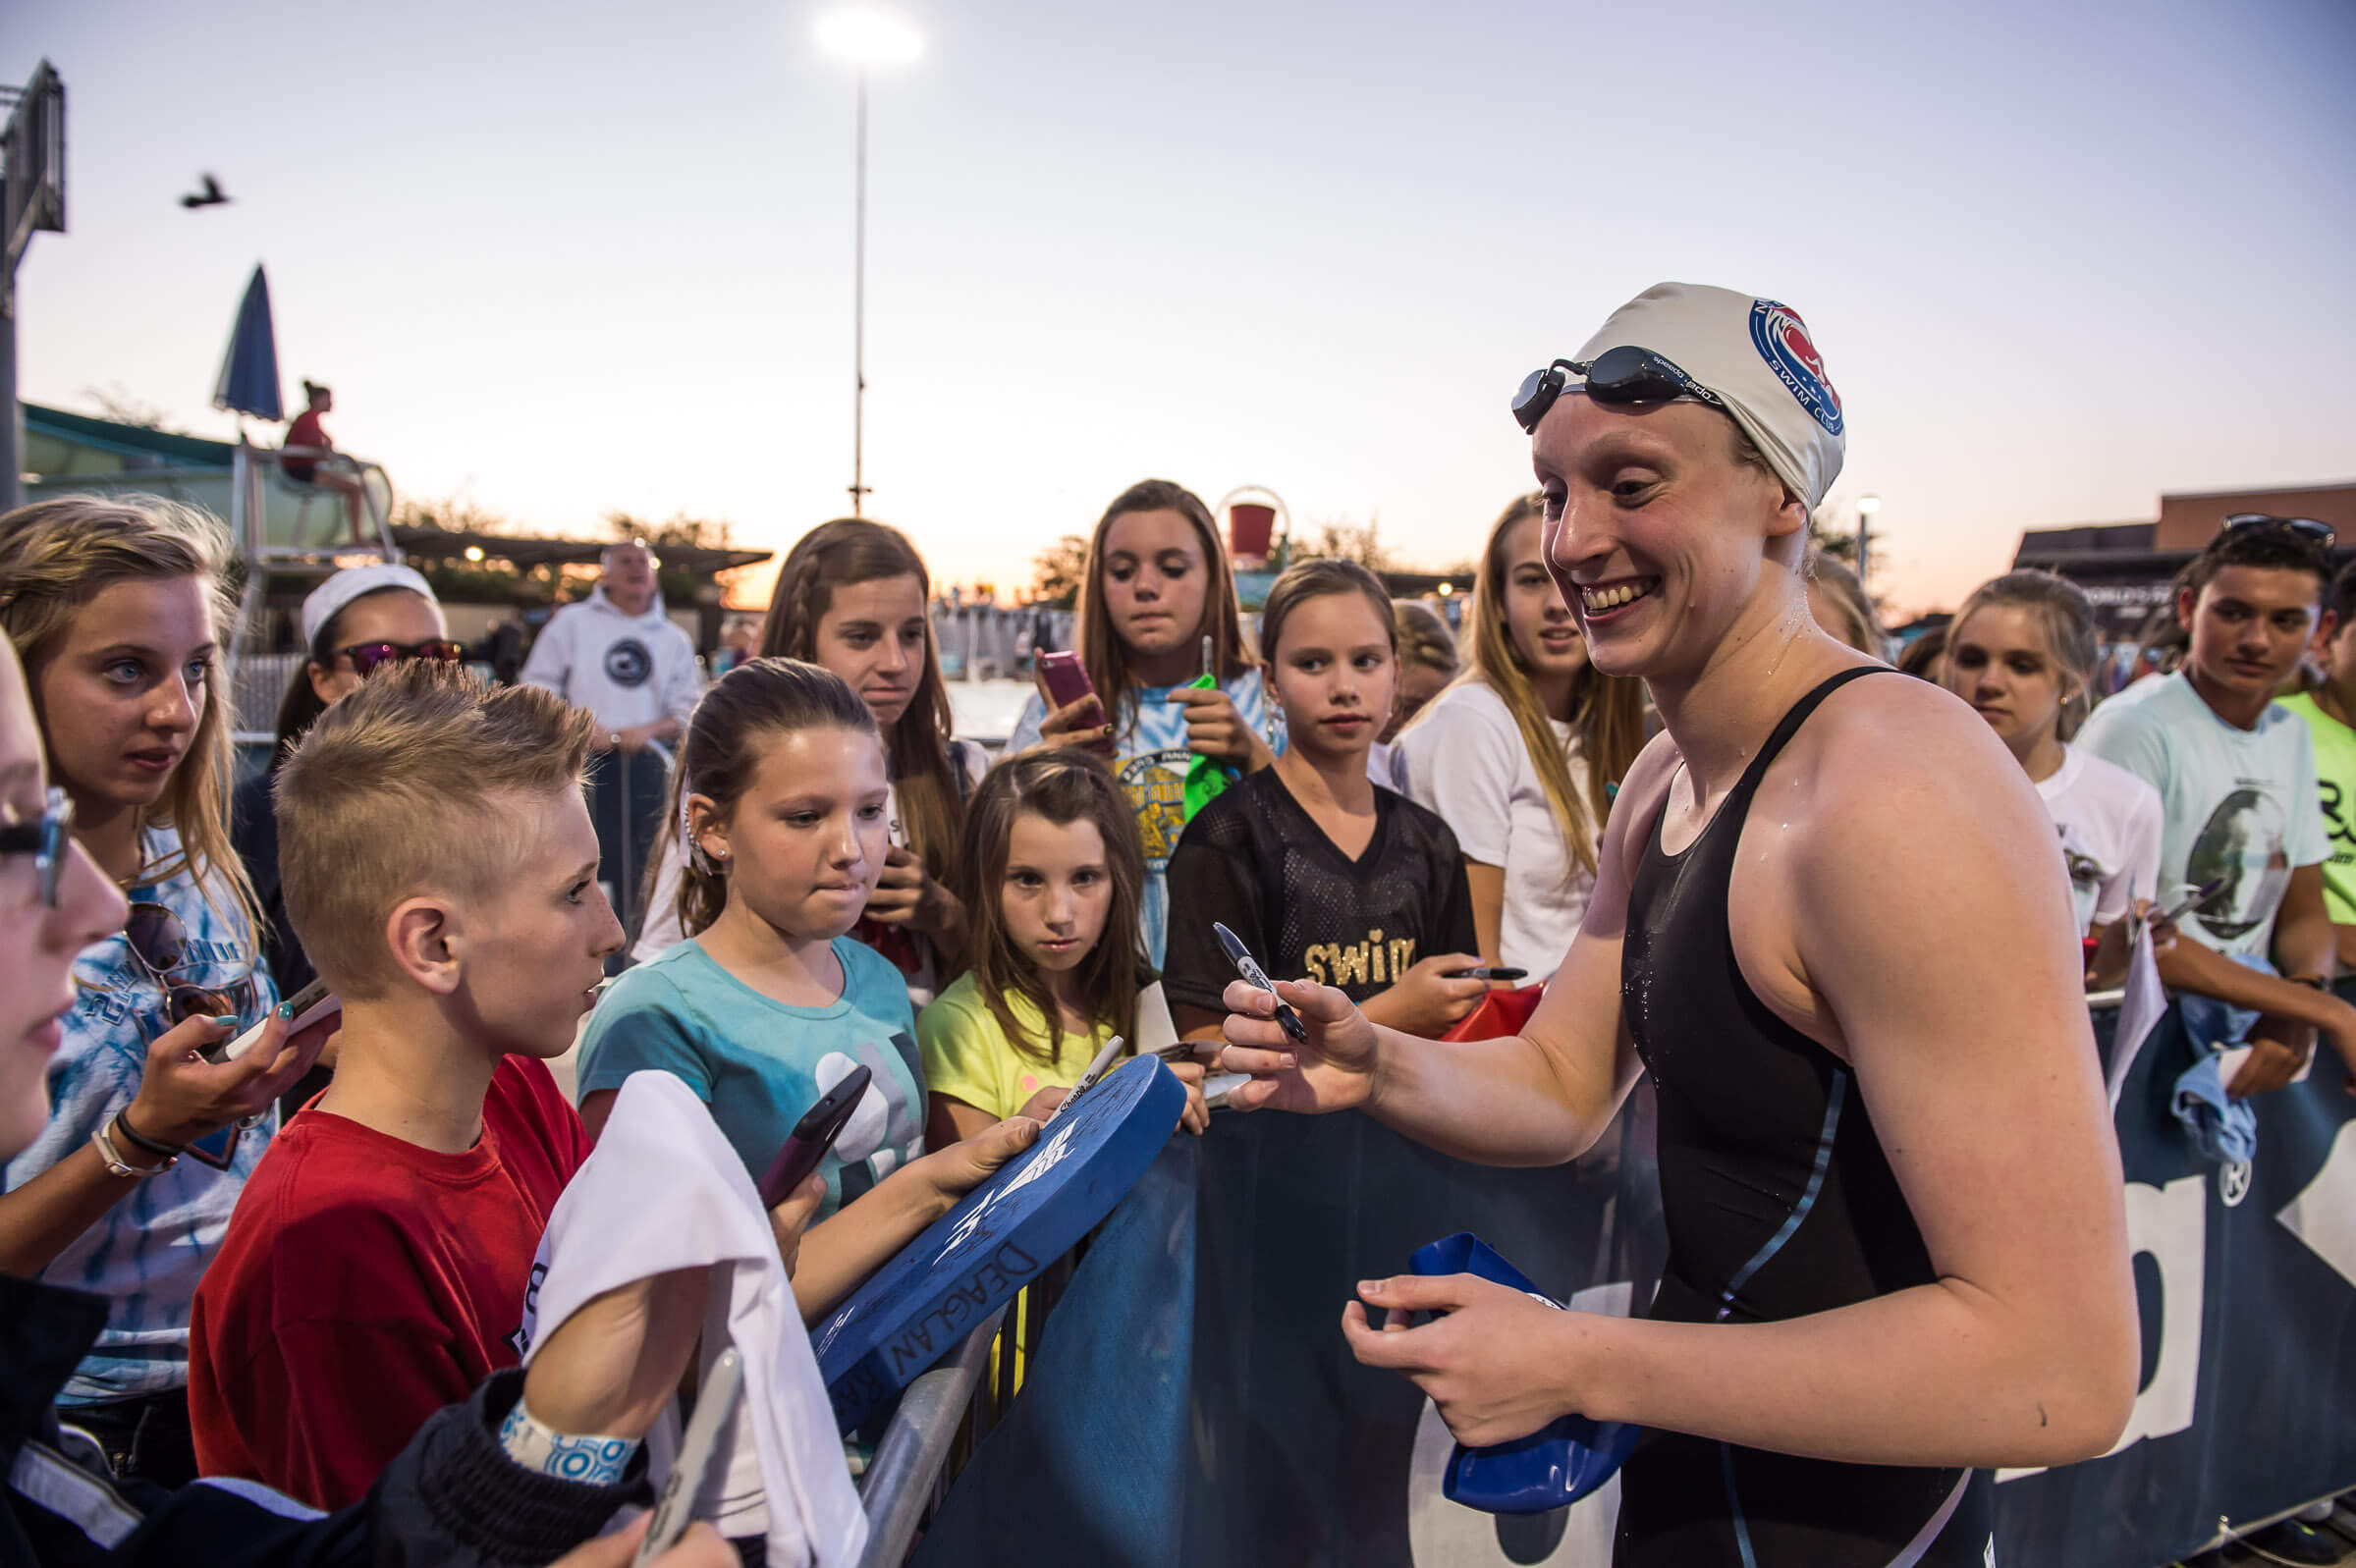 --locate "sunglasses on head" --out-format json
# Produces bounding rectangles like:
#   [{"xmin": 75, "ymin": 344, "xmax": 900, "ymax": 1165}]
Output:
[
  {"xmin": 1512, "ymin": 345, "xmax": 1728, "ymax": 435},
  {"xmin": 335, "ymin": 638, "xmax": 467, "ymax": 678},
  {"xmin": 1, "ymin": 786, "xmax": 74, "ymax": 908},
  {"xmin": 124, "ymin": 901, "xmax": 257, "ymax": 1026},
  {"xmin": 2222, "ymin": 513, "xmax": 2335, "ymax": 548}
]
